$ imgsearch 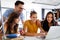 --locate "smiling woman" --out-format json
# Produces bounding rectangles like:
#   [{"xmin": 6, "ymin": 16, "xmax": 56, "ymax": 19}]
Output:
[
  {"xmin": 3, "ymin": 12, "xmax": 20, "ymax": 39},
  {"xmin": 20, "ymin": 11, "xmax": 45, "ymax": 36},
  {"xmin": 41, "ymin": 11, "xmax": 58, "ymax": 32},
  {"xmin": 4, "ymin": 12, "xmax": 20, "ymax": 34}
]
